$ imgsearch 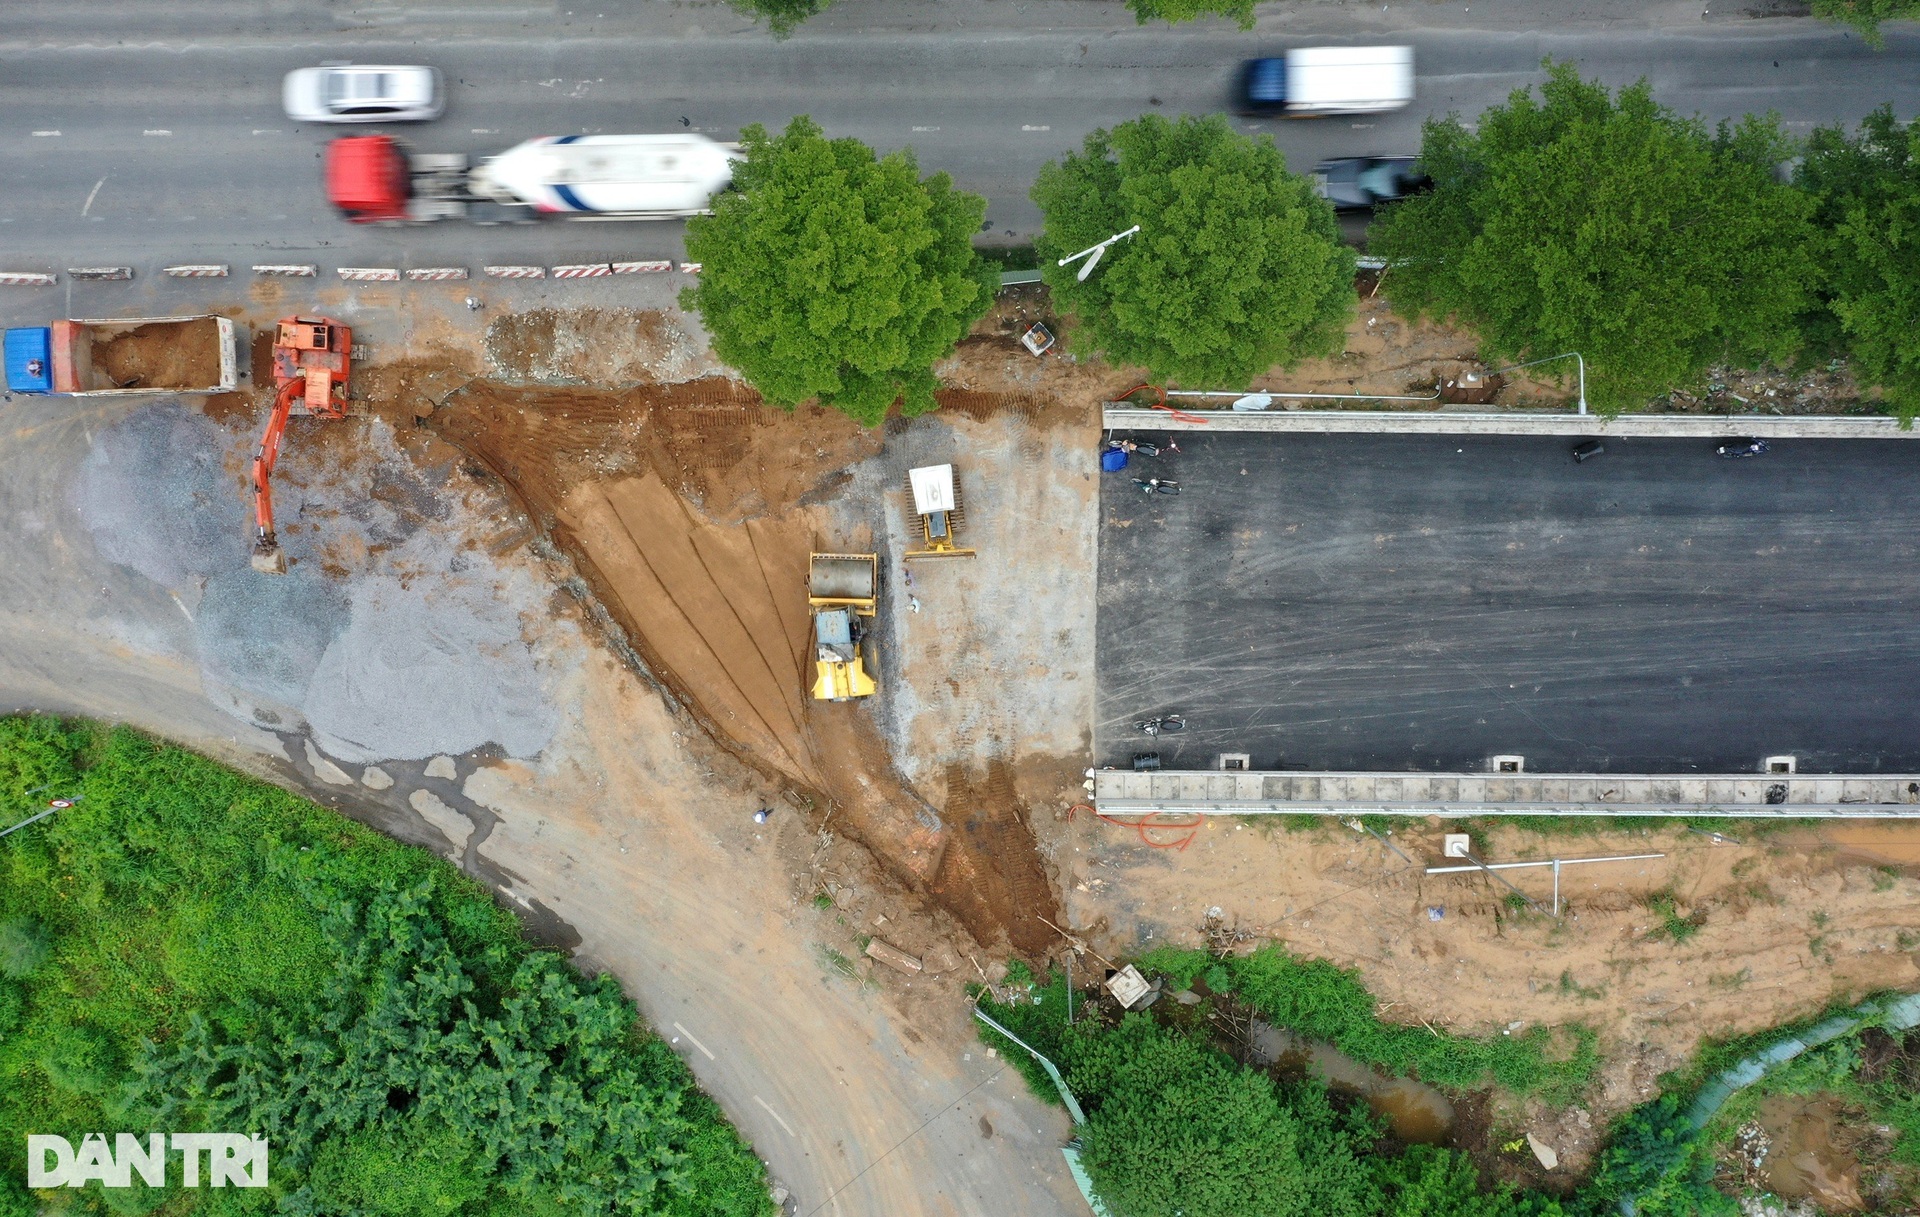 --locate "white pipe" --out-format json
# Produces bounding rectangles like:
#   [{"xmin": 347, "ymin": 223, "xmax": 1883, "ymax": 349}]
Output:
[{"xmin": 1425, "ymin": 852, "xmax": 1664, "ymax": 875}]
